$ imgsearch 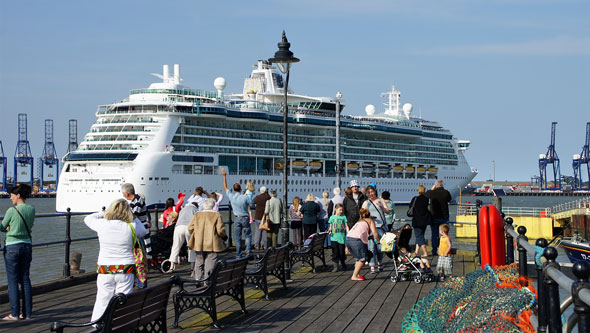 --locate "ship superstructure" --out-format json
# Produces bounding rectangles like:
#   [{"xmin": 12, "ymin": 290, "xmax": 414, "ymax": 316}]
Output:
[{"xmin": 57, "ymin": 62, "xmax": 477, "ymax": 212}]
